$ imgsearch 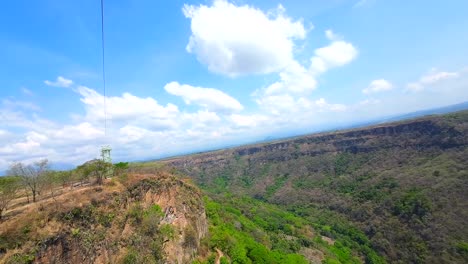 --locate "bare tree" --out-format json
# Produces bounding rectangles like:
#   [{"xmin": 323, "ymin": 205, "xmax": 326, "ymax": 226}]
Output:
[
  {"xmin": 0, "ymin": 176, "xmax": 19, "ymax": 220},
  {"xmin": 9, "ymin": 159, "xmax": 49, "ymax": 203}
]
